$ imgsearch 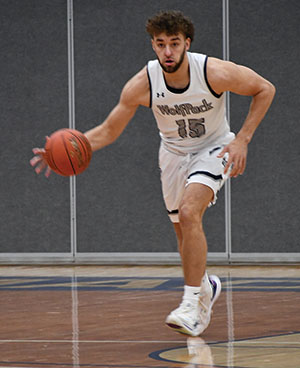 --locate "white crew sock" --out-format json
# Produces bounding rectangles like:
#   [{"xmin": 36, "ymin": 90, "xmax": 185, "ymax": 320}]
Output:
[
  {"xmin": 183, "ymin": 273, "xmax": 212, "ymax": 304},
  {"xmin": 183, "ymin": 285, "xmax": 201, "ymax": 305}
]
